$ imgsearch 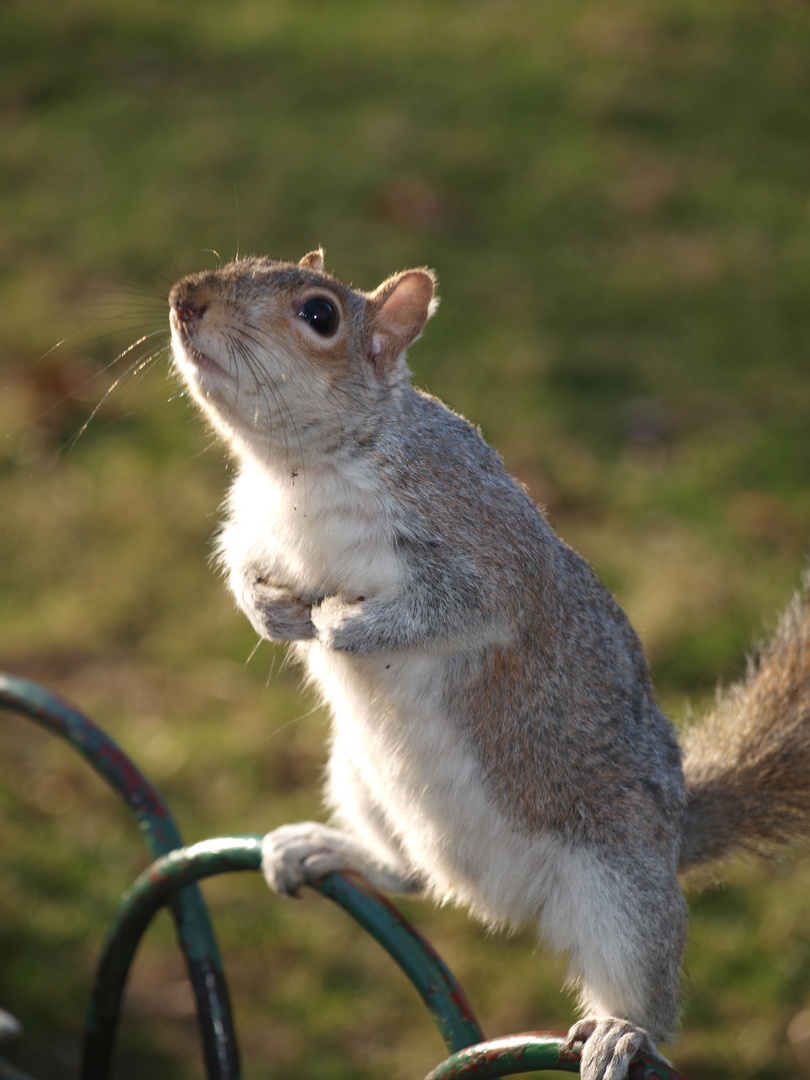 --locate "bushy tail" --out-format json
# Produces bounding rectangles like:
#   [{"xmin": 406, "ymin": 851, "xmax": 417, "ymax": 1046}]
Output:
[{"xmin": 679, "ymin": 575, "xmax": 810, "ymax": 872}]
